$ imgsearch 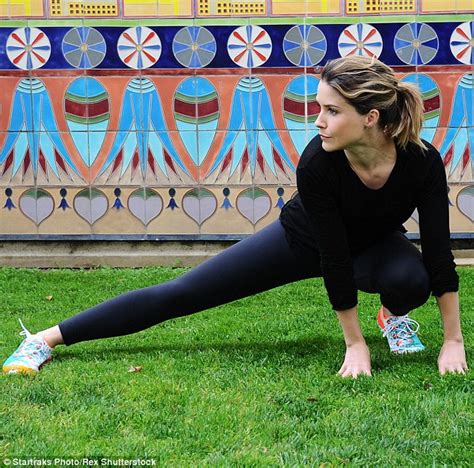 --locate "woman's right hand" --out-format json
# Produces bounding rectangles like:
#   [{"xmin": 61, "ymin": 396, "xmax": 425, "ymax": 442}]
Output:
[
  {"xmin": 338, "ymin": 341, "xmax": 372, "ymax": 378},
  {"xmin": 336, "ymin": 307, "xmax": 372, "ymax": 378}
]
